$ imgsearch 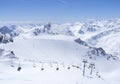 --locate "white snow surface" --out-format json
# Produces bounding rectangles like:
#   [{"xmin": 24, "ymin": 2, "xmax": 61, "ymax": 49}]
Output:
[
  {"xmin": 0, "ymin": 59, "xmax": 108, "ymax": 84},
  {"xmin": 0, "ymin": 35, "xmax": 119, "ymax": 84},
  {"xmin": 0, "ymin": 36, "xmax": 88, "ymax": 63},
  {"xmin": 1, "ymin": 19, "xmax": 120, "ymax": 84}
]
